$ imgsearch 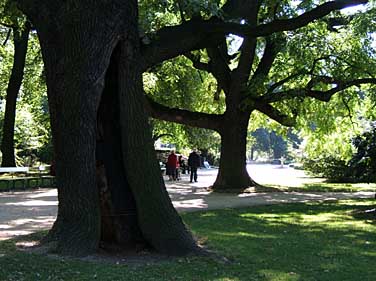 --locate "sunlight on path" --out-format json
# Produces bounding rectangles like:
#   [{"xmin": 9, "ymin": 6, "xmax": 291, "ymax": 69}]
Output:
[
  {"xmin": 246, "ymin": 164, "xmax": 325, "ymax": 187},
  {"xmin": 0, "ymin": 165, "xmax": 374, "ymax": 241},
  {"xmin": 0, "ymin": 189, "xmax": 57, "ymax": 241}
]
